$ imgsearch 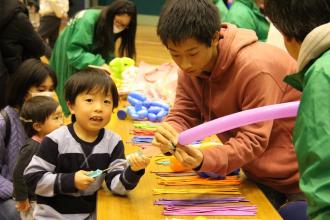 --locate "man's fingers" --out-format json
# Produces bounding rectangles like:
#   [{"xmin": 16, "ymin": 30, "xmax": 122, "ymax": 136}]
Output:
[
  {"xmin": 162, "ymin": 122, "xmax": 178, "ymax": 143},
  {"xmin": 154, "ymin": 132, "xmax": 172, "ymax": 146},
  {"xmin": 157, "ymin": 123, "xmax": 177, "ymax": 145},
  {"xmin": 177, "ymin": 144, "xmax": 200, "ymax": 157},
  {"xmin": 175, "ymin": 147, "xmax": 202, "ymax": 168},
  {"xmin": 175, "ymin": 148, "xmax": 194, "ymax": 167},
  {"xmin": 153, "ymin": 133, "xmax": 175, "ymax": 154}
]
